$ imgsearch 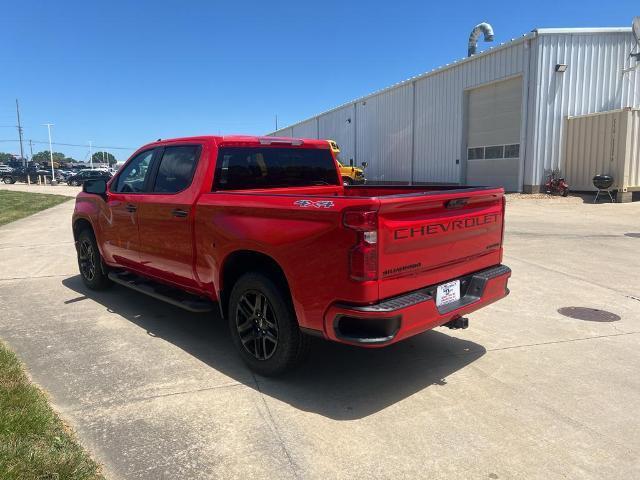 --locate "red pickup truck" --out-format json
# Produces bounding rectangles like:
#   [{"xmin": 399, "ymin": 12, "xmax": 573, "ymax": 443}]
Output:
[{"xmin": 72, "ymin": 135, "xmax": 510, "ymax": 375}]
